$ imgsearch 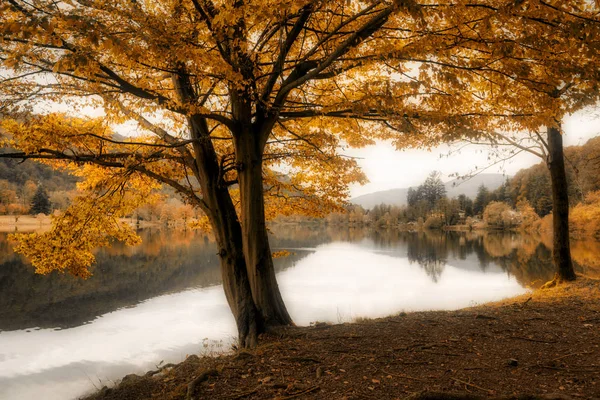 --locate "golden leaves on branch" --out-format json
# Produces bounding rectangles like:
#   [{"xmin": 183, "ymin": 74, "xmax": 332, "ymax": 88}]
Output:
[{"xmin": 10, "ymin": 170, "xmax": 160, "ymax": 278}]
